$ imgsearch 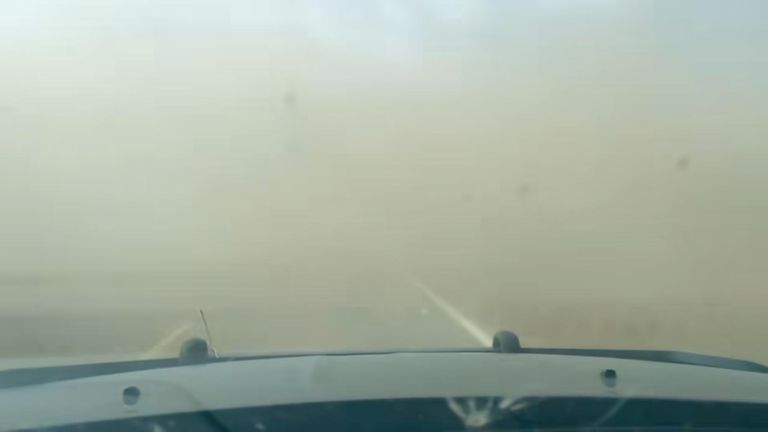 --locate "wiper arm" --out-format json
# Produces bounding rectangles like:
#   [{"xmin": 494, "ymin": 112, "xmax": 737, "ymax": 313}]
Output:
[
  {"xmin": 0, "ymin": 344, "xmax": 487, "ymax": 389},
  {"xmin": 492, "ymin": 330, "xmax": 768, "ymax": 374},
  {"xmin": 2, "ymin": 331, "xmax": 765, "ymax": 390},
  {"xmin": 0, "ymin": 357, "xmax": 189, "ymax": 389},
  {"xmin": 0, "ymin": 337, "xmax": 222, "ymax": 389}
]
